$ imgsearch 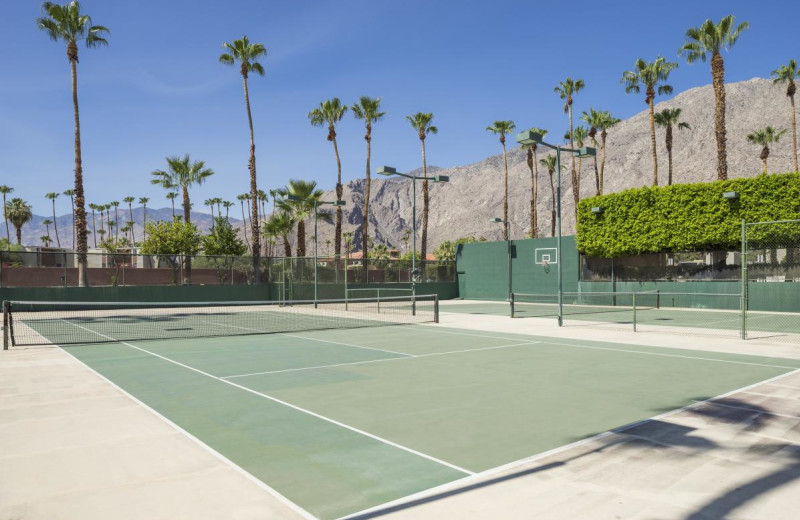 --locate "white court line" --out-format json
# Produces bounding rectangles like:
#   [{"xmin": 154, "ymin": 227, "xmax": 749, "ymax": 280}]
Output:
[
  {"xmin": 223, "ymin": 341, "xmax": 539, "ymax": 379},
  {"xmin": 54, "ymin": 322, "xmax": 317, "ymax": 520},
  {"xmin": 65, "ymin": 321, "xmax": 474, "ymax": 477},
  {"xmin": 692, "ymin": 399, "xmax": 800, "ymax": 420},
  {"xmin": 420, "ymin": 325, "xmax": 800, "ymax": 370},
  {"xmin": 337, "ymin": 366, "xmax": 800, "ymax": 520},
  {"xmin": 209, "ymin": 320, "xmax": 412, "ymax": 357}
]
